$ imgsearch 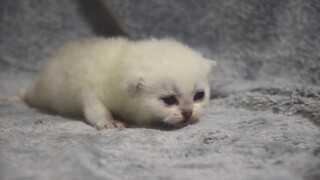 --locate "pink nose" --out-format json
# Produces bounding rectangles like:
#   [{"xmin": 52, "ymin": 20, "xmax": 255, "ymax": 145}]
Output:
[{"xmin": 182, "ymin": 111, "xmax": 193, "ymax": 120}]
